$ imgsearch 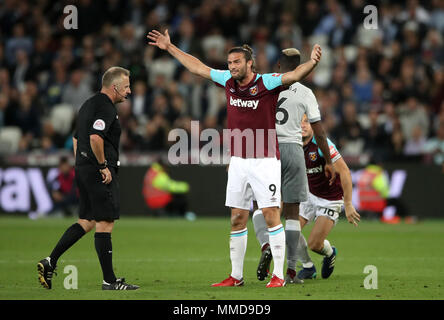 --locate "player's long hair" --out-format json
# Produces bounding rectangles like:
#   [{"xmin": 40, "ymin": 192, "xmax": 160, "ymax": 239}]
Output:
[{"xmin": 228, "ymin": 44, "xmax": 256, "ymax": 73}]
